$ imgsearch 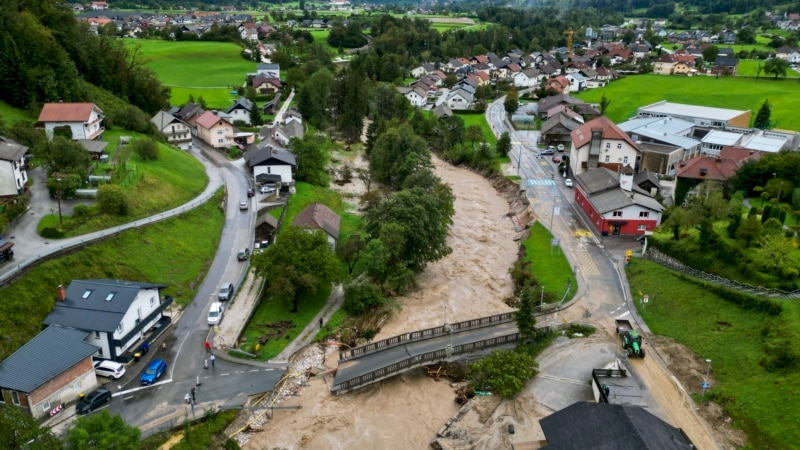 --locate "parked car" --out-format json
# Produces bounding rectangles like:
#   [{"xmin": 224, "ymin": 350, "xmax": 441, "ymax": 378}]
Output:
[
  {"xmin": 565, "ymin": 178, "xmax": 573, "ymax": 188},
  {"xmin": 239, "ymin": 200, "xmax": 248, "ymax": 210},
  {"xmin": 247, "ymin": 188, "xmax": 255, "ymax": 197},
  {"xmin": 93, "ymin": 360, "xmax": 126, "ymax": 380},
  {"xmin": 140, "ymin": 359, "xmax": 167, "ymax": 385},
  {"xmin": 552, "ymin": 155, "xmax": 561, "ymax": 163},
  {"xmin": 260, "ymin": 185, "xmax": 276, "ymax": 194},
  {"xmin": 237, "ymin": 248, "xmax": 250, "ymax": 261},
  {"xmin": 218, "ymin": 282, "xmax": 234, "ymax": 301},
  {"xmin": 77, "ymin": 387, "xmax": 111, "ymax": 414},
  {"xmin": 557, "ymin": 144, "xmax": 565, "ymax": 152},
  {"xmin": 541, "ymin": 148, "xmax": 555, "ymax": 155}
]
